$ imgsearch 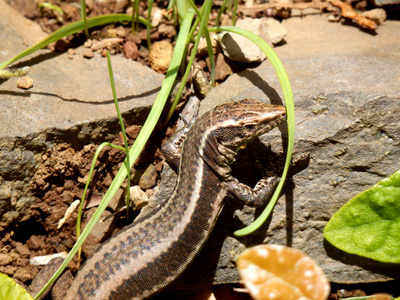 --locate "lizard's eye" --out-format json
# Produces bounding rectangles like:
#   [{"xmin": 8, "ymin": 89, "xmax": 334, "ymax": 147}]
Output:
[{"xmin": 244, "ymin": 124, "xmax": 256, "ymax": 131}]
